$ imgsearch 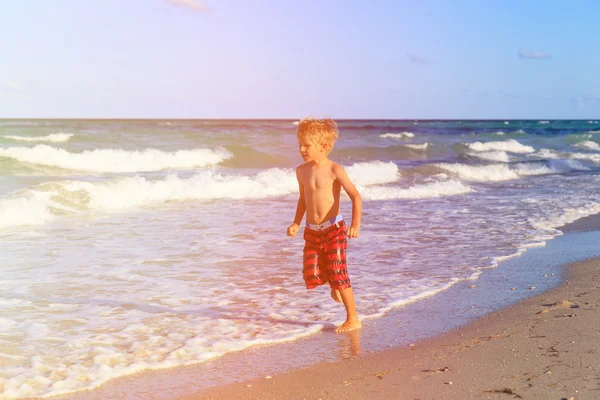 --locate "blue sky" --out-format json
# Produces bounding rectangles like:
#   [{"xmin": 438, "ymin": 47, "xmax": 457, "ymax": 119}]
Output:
[{"xmin": 1, "ymin": 0, "xmax": 599, "ymax": 119}]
